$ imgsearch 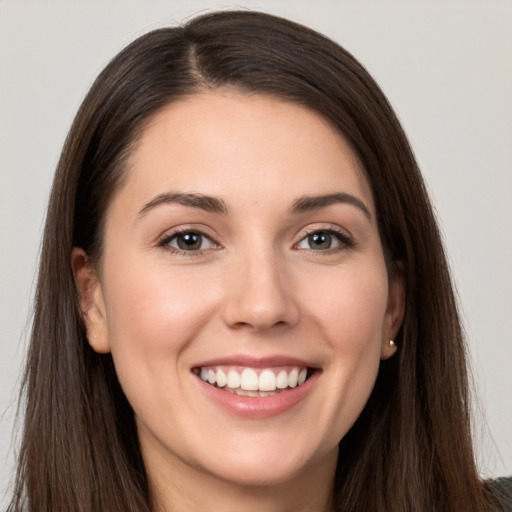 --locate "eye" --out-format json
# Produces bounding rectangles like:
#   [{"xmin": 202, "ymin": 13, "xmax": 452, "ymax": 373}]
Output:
[
  {"xmin": 295, "ymin": 229, "xmax": 351, "ymax": 251},
  {"xmin": 162, "ymin": 230, "xmax": 217, "ymax": 252}
]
